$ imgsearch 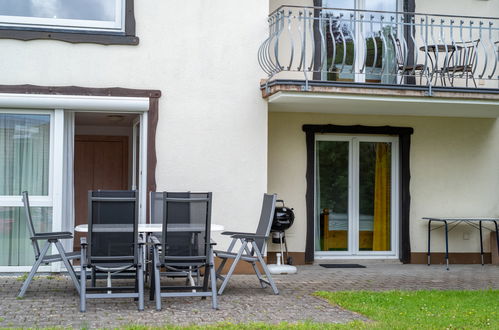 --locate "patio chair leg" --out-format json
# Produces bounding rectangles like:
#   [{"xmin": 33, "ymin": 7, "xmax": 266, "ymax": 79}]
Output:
[
  {"xmin": 215, "ymin": 256, "xmax": 227, "ymax": 280},
  {"xmin": 243, "ymin": 244, "xmax": 265, "ymax": 288},
  {"xmin": 209, "ymin": 250, "xmax": 218, "ymax": 309},
  {"xmin": 18, "ymin": 241, "xmax": 51, "ymax": 298},
  {"xmin": 152, "ymin": 247, "xmax": 162, "ymax": 311},
  {"xmin": 54, "ymin": 240, "xmax": 80, "ymax": 294},
  {"xmin": 218, "ymin": 243, "xmax": 246, "ymax": 295},
  {"xmin": 91, "ymin": 268, "xmax": 96, "ymax": 287},
  {"xmin": 137, "ymin": 249, "xmax": 144, "ymax": 311},
  {"xmin": 251, "ymin": 241, "xmax": 279, "ymax": 295},
  {"xmin": 149, "ymin": 262, "xmax": 155, "ymax": 301},
  {"xmin": 80, "ymin": 264, "xmax": 87, "ymax": 312}
]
